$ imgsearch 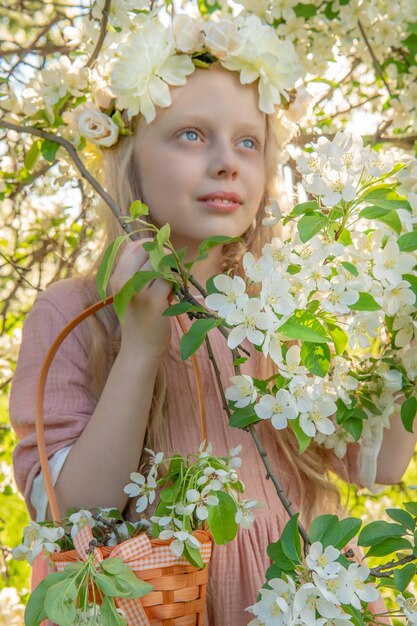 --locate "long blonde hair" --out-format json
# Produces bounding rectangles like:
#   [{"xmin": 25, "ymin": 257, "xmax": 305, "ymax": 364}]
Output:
[{"xmin": 75, "ymin": 87, "xmax": 342, "ymax": 528}]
